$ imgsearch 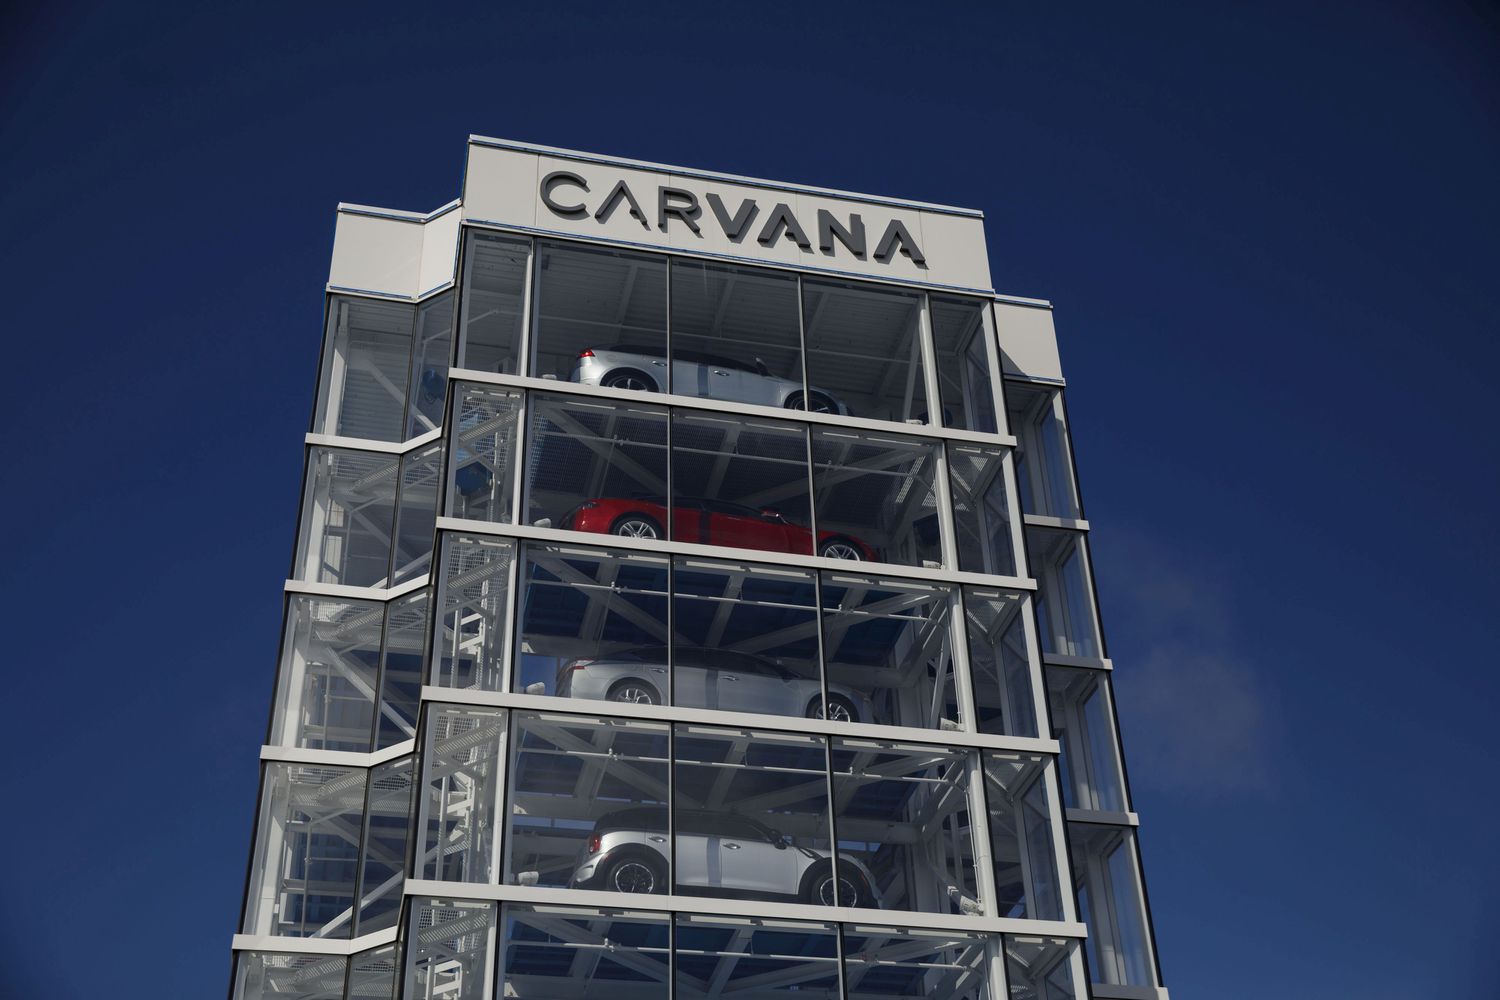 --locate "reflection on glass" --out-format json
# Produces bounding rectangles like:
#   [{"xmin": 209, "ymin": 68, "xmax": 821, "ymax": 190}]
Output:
[
  {"xmin": 672, "ymin": 559, "xmax": 825, "ymax": 720},
  {"xmin": 347, "ymin": 943, "xmax": 401, "ymax": 1000},
  {"xmin": 515, "ymin": 544, "xmax": 670, "ymax": 702},
  {"xmin": 1070, "ymin": 827, "xmax": 1152, "ymax": 988},
  {"xmin": 831, "ymin": 740, "xmax": 978, "ymax": 914},
  {"xmin": 947, "ymin": 444, "xmax": 1015, "ymax": 577},
  {"xmin": 1004, "ymin": 936, "xmax": 1078, "ymax": 1000},
  {"xmin": 432, "ymin": 534, "xmax": 514, "ymax": 692},
  {"xmin": 673, "ymin": 726, "xmax": 834, "ymax": 903},
  {"xmin": 408, "ymin": 293, "xmax": 455, "ymax": 438},
  {"xmin": 821, "ymin": 574, "xmax": 958, "ymax": 731},
  {"xmin": 840, "ymin": 925, "xmax": 991, "ymax": 999},
  {"xmin": 1028, "ymin": 529, "xmax": 1099, "ymax": 659},
  {"xmin": 417, "ymin": 705, "xmax": 506, "ymax": 883},
  {"xmin": 356, "ymin": 757, "xmax": 414, "ymax": 935},
  {"xmin": 500, "ymin": 904, "xmax": 669, "ymax": 999},
  {"xmin": 671, "ymin": 411, "xmax": 820, "ymax": 555},
  {"xmin": 930, "ymin": 296, "xmax": 999, "ymax": 432},
  {"xmin": 537, "ymin": 242, "xmax": 669, "ymax": 384},
  {"xmin": 1048, "ymin": 667, "xmax": 1125, "ymax": 812},
  {"xmin": 458, "ymin": 232, "xmax": 529, "ymax": 373},
  {"xmin": 447, "ymin": 385, "xmax": 522, "ymax": 524},
  {"xmin": 982, "ymin": 753, "xmax": 1062, "ymax": 920},
  {"xmin": 964, "ymin": 589, "xmax": 1038, "ymax": 738},
  {"xmin": 316, "ymin": 295, "xmax": 414, "ymax": 443},
  {"xmin": 811, "ymin": 428, "xmax": 942, "ymax": 568},
  {"xmin": 1006, "ymin": 383, "xmax": 1079, "ymax": 520},
  {"xmin": 375, "ymin": 591, "xmax": 426, "ymax": 749},
  {"xmin": 403, "ymin": 897, "xmax": 496, "ymax": 1000},
  {"xmin": 297, "ymin": 447, "xmax": 398, "ymax": 587},
  {"xmin": 508, "ymin": 713, "xmax": 670, "ymax": 893},
  {"xmin": 676, "ymin": 916, "xmax": 840, "ymax": 1000},
  {"xmin": 231, "ymin": 952, "xmax": 346, "ymax": 1000},
  {"xmin": 525, "ymin": 393, "xmax": 668, "ymax": 533},
  {"xmin": 803, "ymin": 278, "xmax": 928, "ymax": 423},
  {"xmin": 392, "ymin": 443, "xmax": 443, "ymax": 585},
  {"xmin": 273, "ymin": 595, "xmax": 382, "ymax": 752}
]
